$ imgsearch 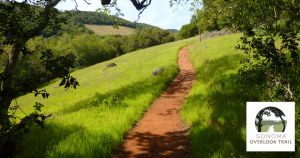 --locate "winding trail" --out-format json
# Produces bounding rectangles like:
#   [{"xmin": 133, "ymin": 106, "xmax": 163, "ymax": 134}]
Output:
[
  {"xmin": 267, "ymin": 125, "xmax": 275, "ymax": 133},
  {"xmin": 114, "ymin": 45, "xmax": 196, "ymax": 158}
]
